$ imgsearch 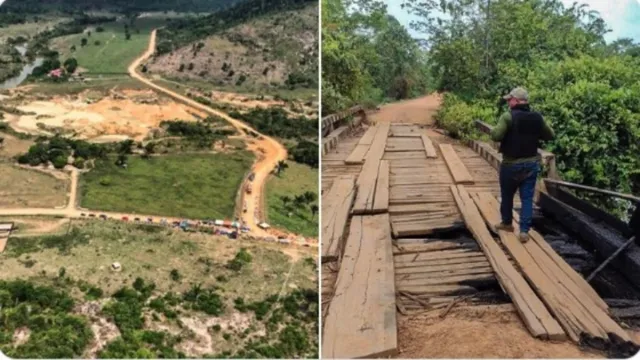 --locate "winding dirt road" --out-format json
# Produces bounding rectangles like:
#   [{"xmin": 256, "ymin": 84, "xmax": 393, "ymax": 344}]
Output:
[
  {"xmin": 0, "ymin": 30, "xmax": 298, "ymax": 242},
  {"xmin": 128, "ymin": 29, "xmax": 288, "ymax": 236}
]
